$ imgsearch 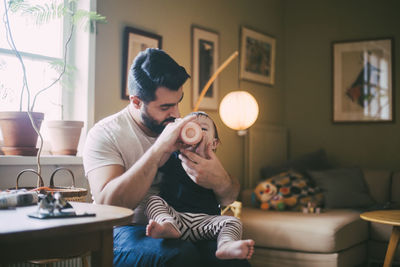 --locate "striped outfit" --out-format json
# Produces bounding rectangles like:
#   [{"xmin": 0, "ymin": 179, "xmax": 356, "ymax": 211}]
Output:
[
  {"xmin": 146, "ymin": 195, "xmax": 243, "ymax": 249},
  {"xmin": 146, "ymin": 152, "xmax": 244, "ymax": 249}
]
